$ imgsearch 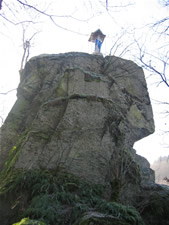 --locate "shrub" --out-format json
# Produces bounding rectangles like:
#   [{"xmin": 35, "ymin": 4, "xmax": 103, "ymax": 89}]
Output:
[{"xmin": 0, "ymin": 169, "xmax": 144, "ymax": 225}]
